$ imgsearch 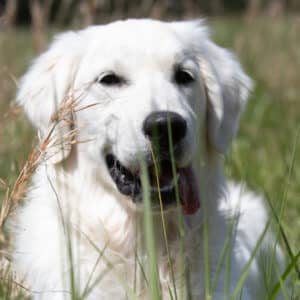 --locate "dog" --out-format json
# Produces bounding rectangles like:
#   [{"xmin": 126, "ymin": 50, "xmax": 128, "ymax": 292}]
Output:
[{"xmin": 12, "ymin": 19, "xmax": 285, "ymax": 299}]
